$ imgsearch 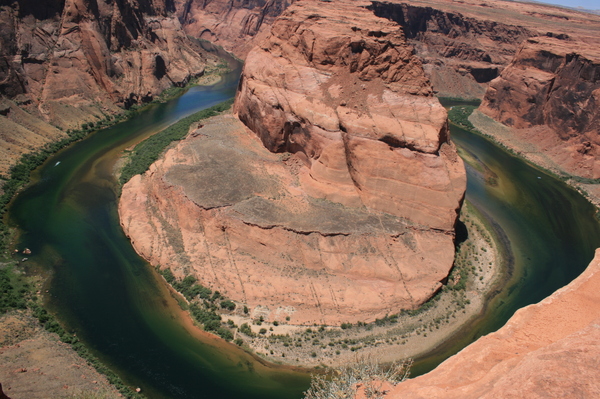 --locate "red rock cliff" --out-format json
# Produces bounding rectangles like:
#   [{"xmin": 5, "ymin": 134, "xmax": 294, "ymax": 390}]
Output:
[
  {"xmin": 0, "ymin": 0, "xmax": 209, "ymax": 173},
  {"xmin": 174, "ymin": 0, "xmax": 293, "ymax": 58},
  {"xmin": 120, "ymin": 0, "xmax": 466, "ymax": 326},
  {"xmin": 234, "ymin": 0, "xmax": 465, "ymax": 231},
  {"xmin": 480, "ymin": 36, "xmax": 600, "ymax": 179}
]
